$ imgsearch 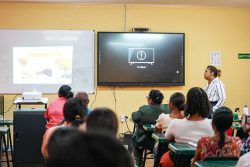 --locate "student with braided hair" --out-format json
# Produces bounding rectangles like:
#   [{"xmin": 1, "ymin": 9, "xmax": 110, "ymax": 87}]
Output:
[
  {"xmin": 41, "ymin": 98, "xmax": 87, "ymax": 158},
  {"xmin": 160, "ymin": 87, "xmax": 213, "ymax": 167},
  {"xmin": 191, "ymin": 106, "xmax": 241, "ymax": 166}
]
